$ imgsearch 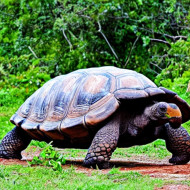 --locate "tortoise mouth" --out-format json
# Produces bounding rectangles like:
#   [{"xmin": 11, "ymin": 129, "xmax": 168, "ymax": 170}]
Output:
[
  {"xmin": 157, "ymin": 103, "xmax": 182, "ymax": 118},
  {"xmin": 165, "ymin": 104, "xmax": 182, "ymax": 129},
  {"xmin": 165, "ymin": 104, "xmax": 182, "ymax": 118},
  {"xmin": 154, "ymin": 102, "xmax": 182, "ymax": 128}
]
